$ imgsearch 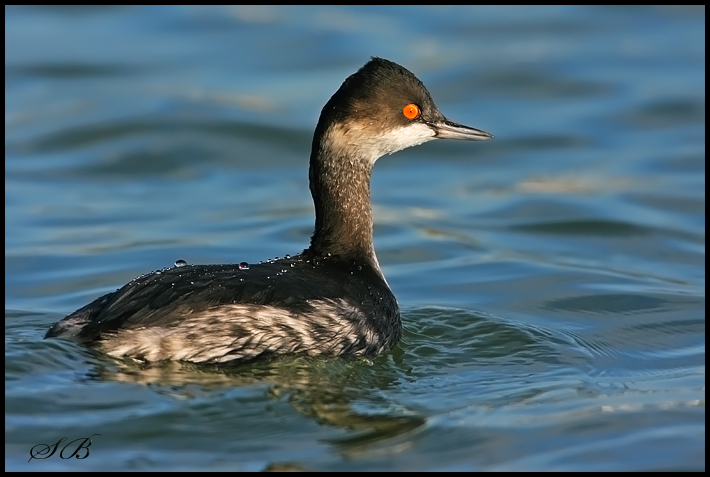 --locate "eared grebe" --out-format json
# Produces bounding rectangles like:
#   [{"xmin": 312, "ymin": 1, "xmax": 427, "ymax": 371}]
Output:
[{"xmin": 46, "ymin": 57, "xmax": 493, "ymax": 363}]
